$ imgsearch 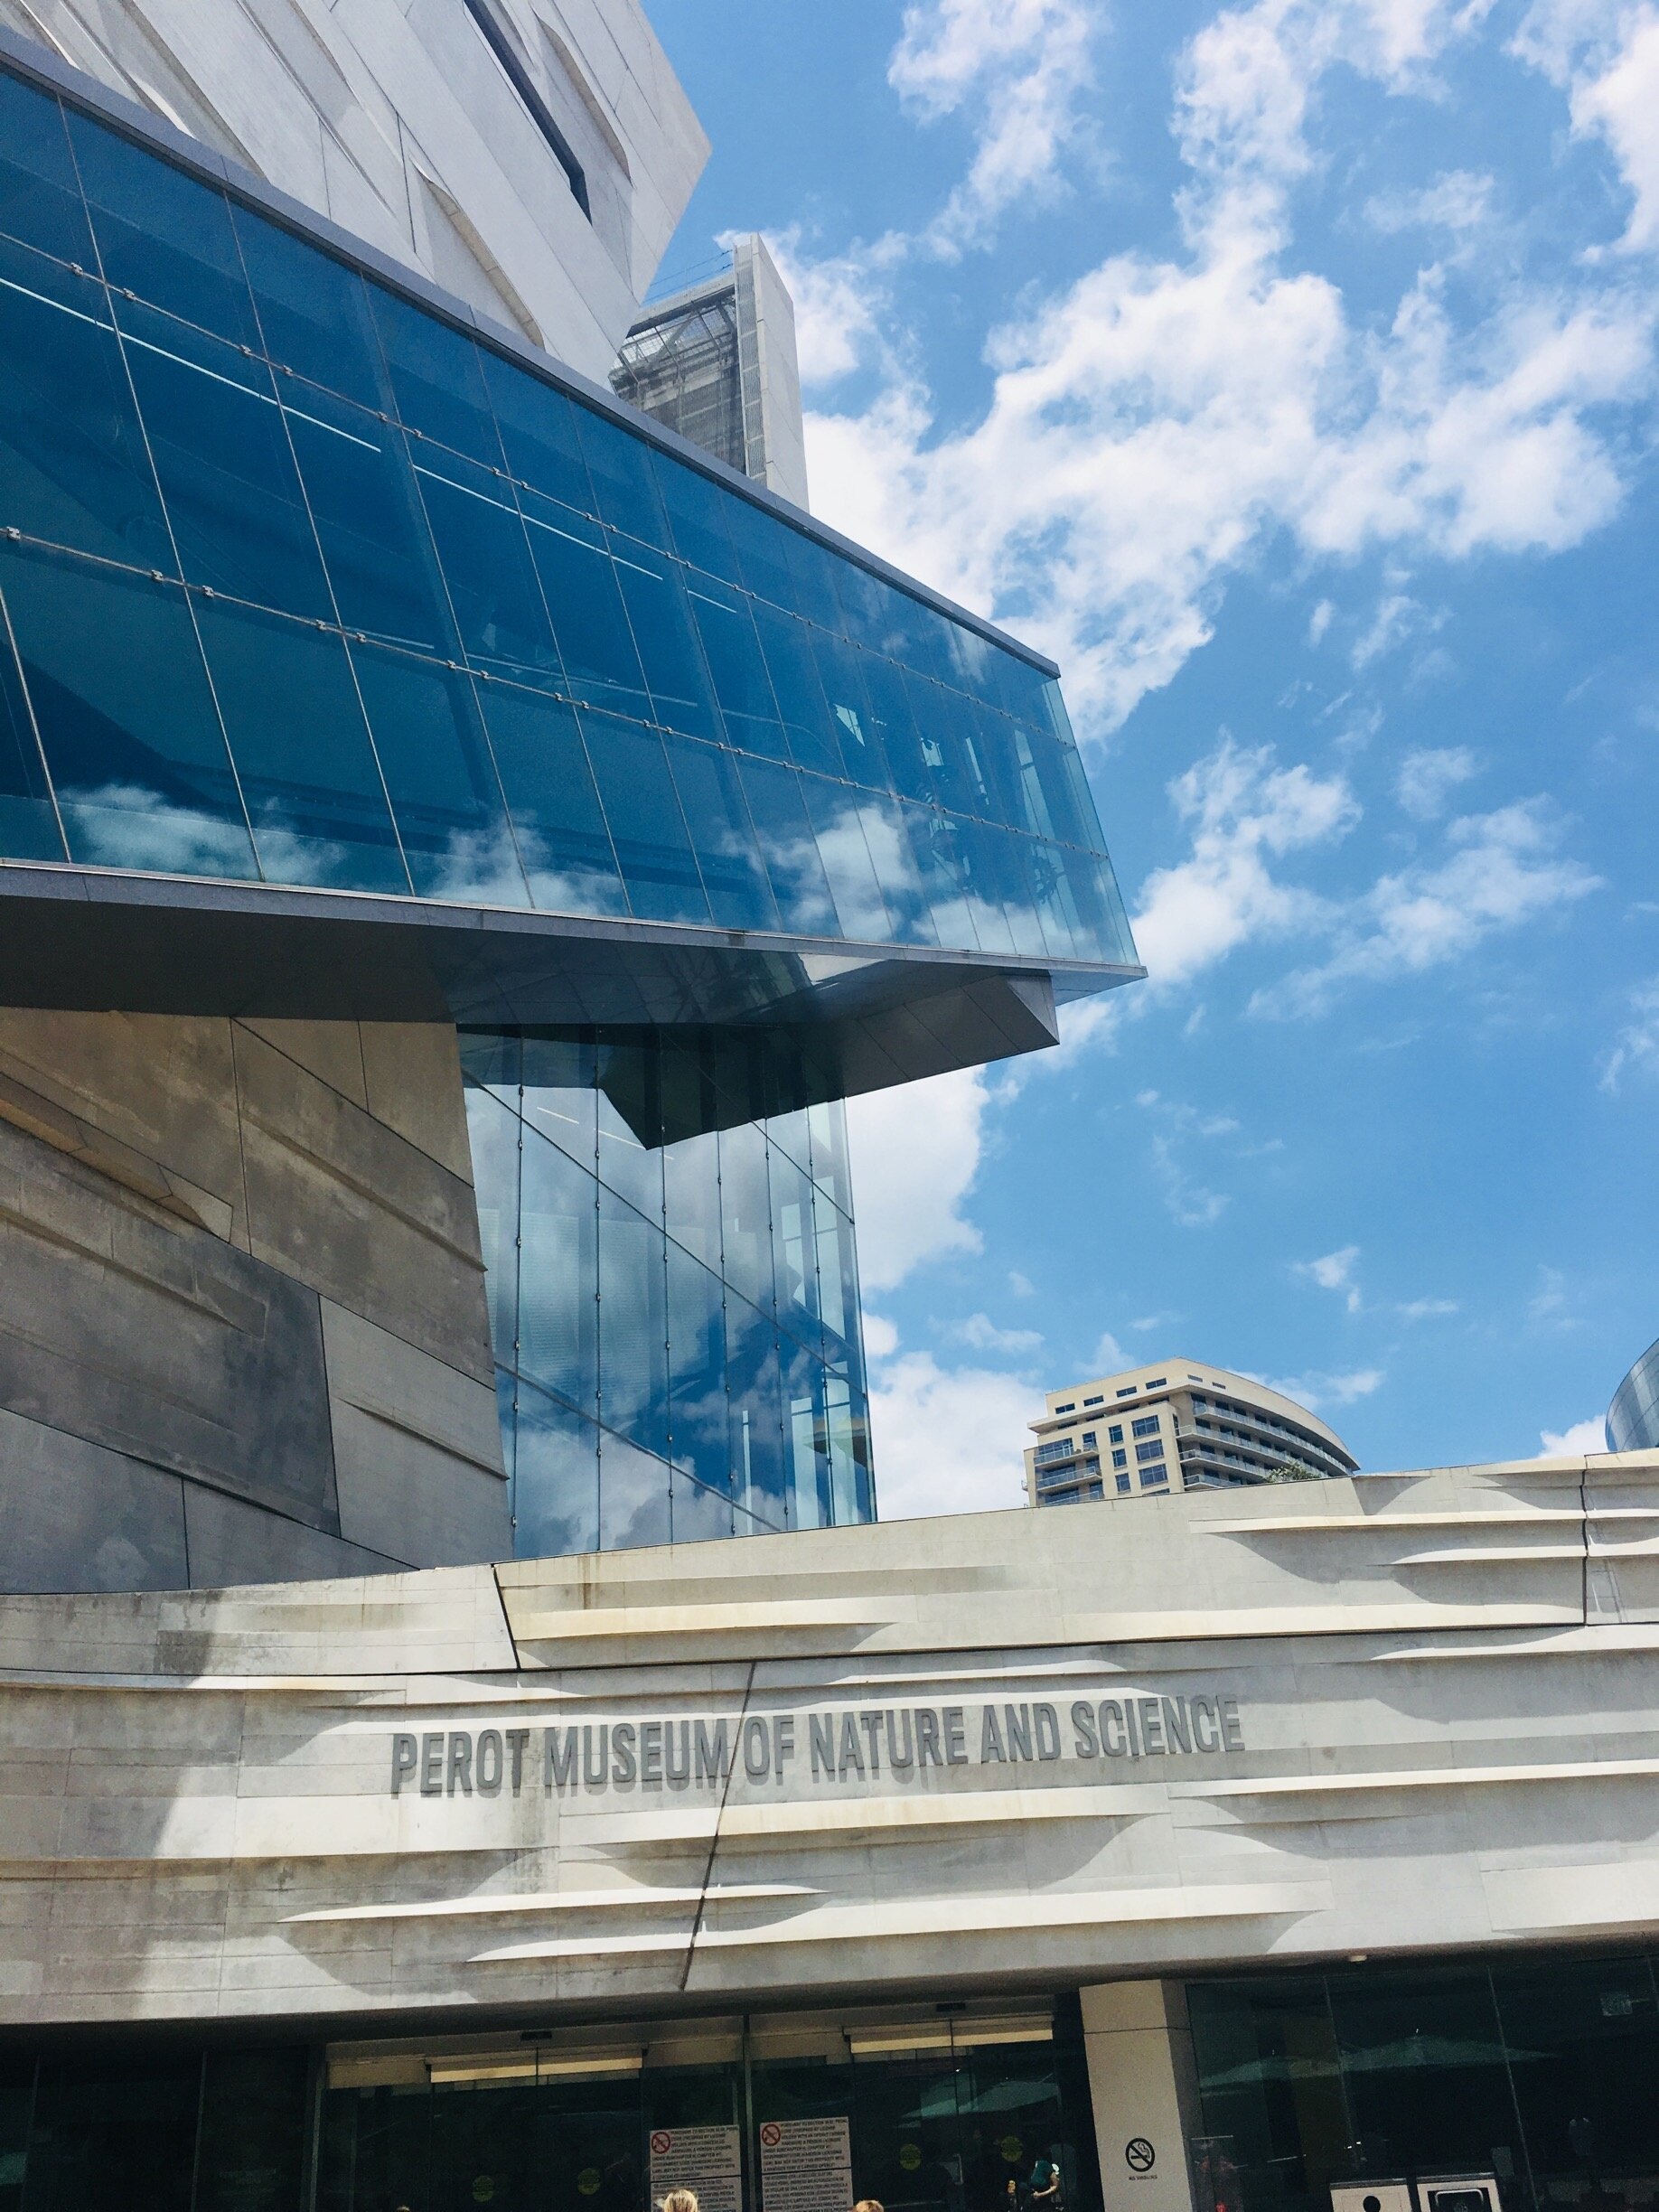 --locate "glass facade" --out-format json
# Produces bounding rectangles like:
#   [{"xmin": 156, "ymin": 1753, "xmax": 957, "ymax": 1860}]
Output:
[
  {"xmin": 1188, "ymin": 1950, "xmax": 1659, "ymax": 2212},
  {"xmin": 0, "ymin": 2012, "xmax": 1100, "ymax": 2212},
  {"xmin": 1606, "ymin": 1340, "xmax": 1659, "ymax": 1453},
  {"xmin": 461, "ymin": 1028, "xmax": 872, "ymax": 1550},
  {"xmin": 0, "ymin": 62, "xmax": 1131, "ymax": 971}
]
